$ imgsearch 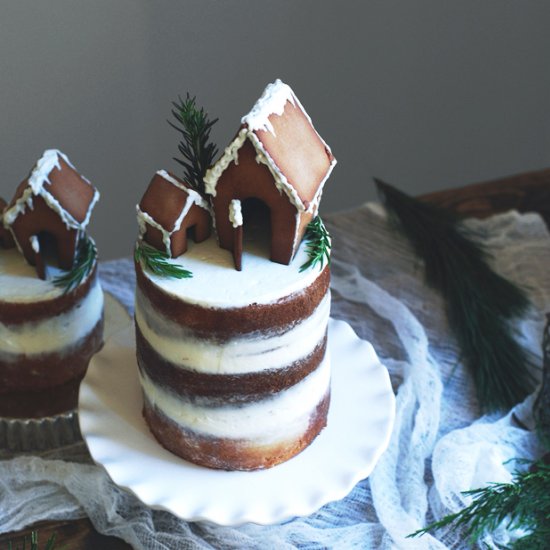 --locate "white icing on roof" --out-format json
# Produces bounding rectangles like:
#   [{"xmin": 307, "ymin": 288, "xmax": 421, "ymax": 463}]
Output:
[
  {"xmin": 3, "ymin": 149, "xmax": 100, "ymax": 231},
  {"xmin": 241, "ymin": 79, "xmax": 296, "ymax": 136},
  {"xmin": 137, "ymin": 170, "xmax": 211, "ymax": 255},
  {"xmin": 203, "ymin": 79, "xmax": 336, "ymax": 215},
  {"xmin": 155, "ymin": 170, "xmax": 210, "ymax": 212}
]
